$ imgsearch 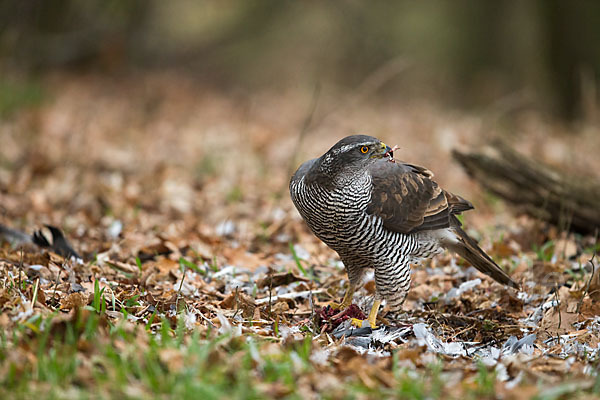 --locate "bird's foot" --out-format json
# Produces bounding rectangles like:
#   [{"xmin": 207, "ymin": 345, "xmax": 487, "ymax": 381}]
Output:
[
  {"xmin": 329, "ymin": 285, "xmax": 356, "ymax": 310},
  {"xmin": 329, "ymin": 297, "xmax": 354, "ymax": 311},
  {"xmin": 350, "ymin": 318, "xmax": 378, "ymax": 330},
  {"xmin": 351, "ymin": 299, "xmax": 382, "ymax": 330},
  {"xmin": 328, "ymin": 301, "xmax": 345, "ymax": 310}
]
